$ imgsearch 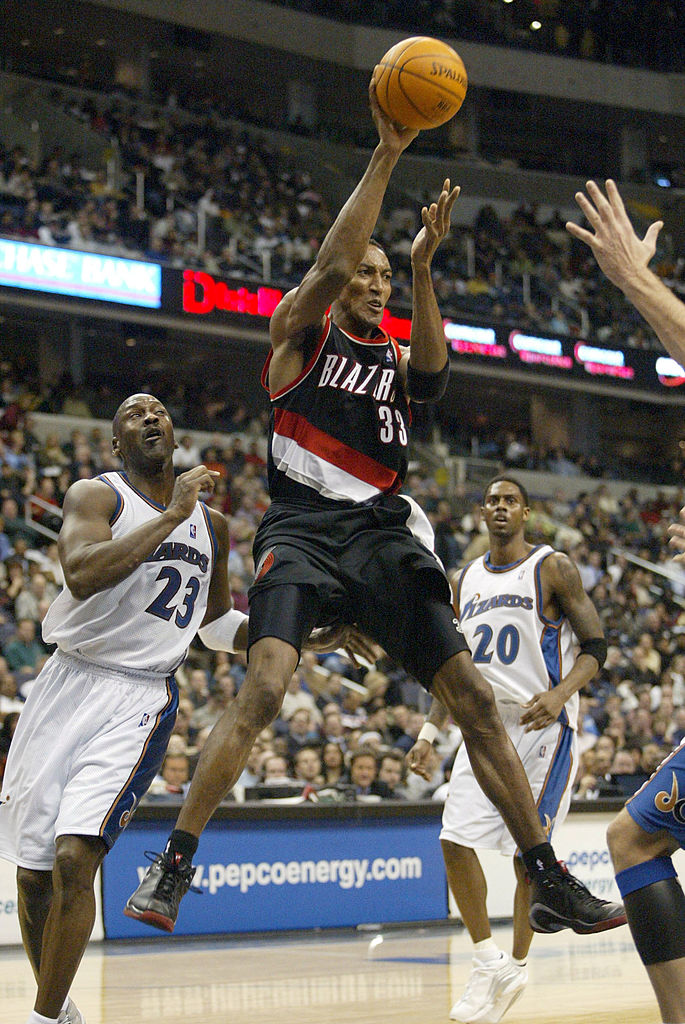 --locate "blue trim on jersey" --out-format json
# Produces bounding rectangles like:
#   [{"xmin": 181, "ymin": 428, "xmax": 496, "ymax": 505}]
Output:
[
  {"xmin": 536, "ymin": 723, "xmax": 574, "ymax": 833},
  {"xmin": 199, "ymin": 502, "xmax": 217, "ymax": 570},
  {"xmin": 118, "ymin": 471, "xmax": 167, "ymax": 512},
  {"xmin": 483, "ymin": 544, "xmax": 545, "ymax": 574},
  {"xmin": 535, "ymin": 553, "xmax": 564, "ymax": 626},
  {"xmin": 540, "ymin": 625, "xmax": 568, "ymax": 726},
  {"xmin": 99, "ymin": 676, "xmax": 179, "ymax": 849},
  {"xmin": 97, "ymin": 474, "xmax": 124, "ymax": 526}
]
